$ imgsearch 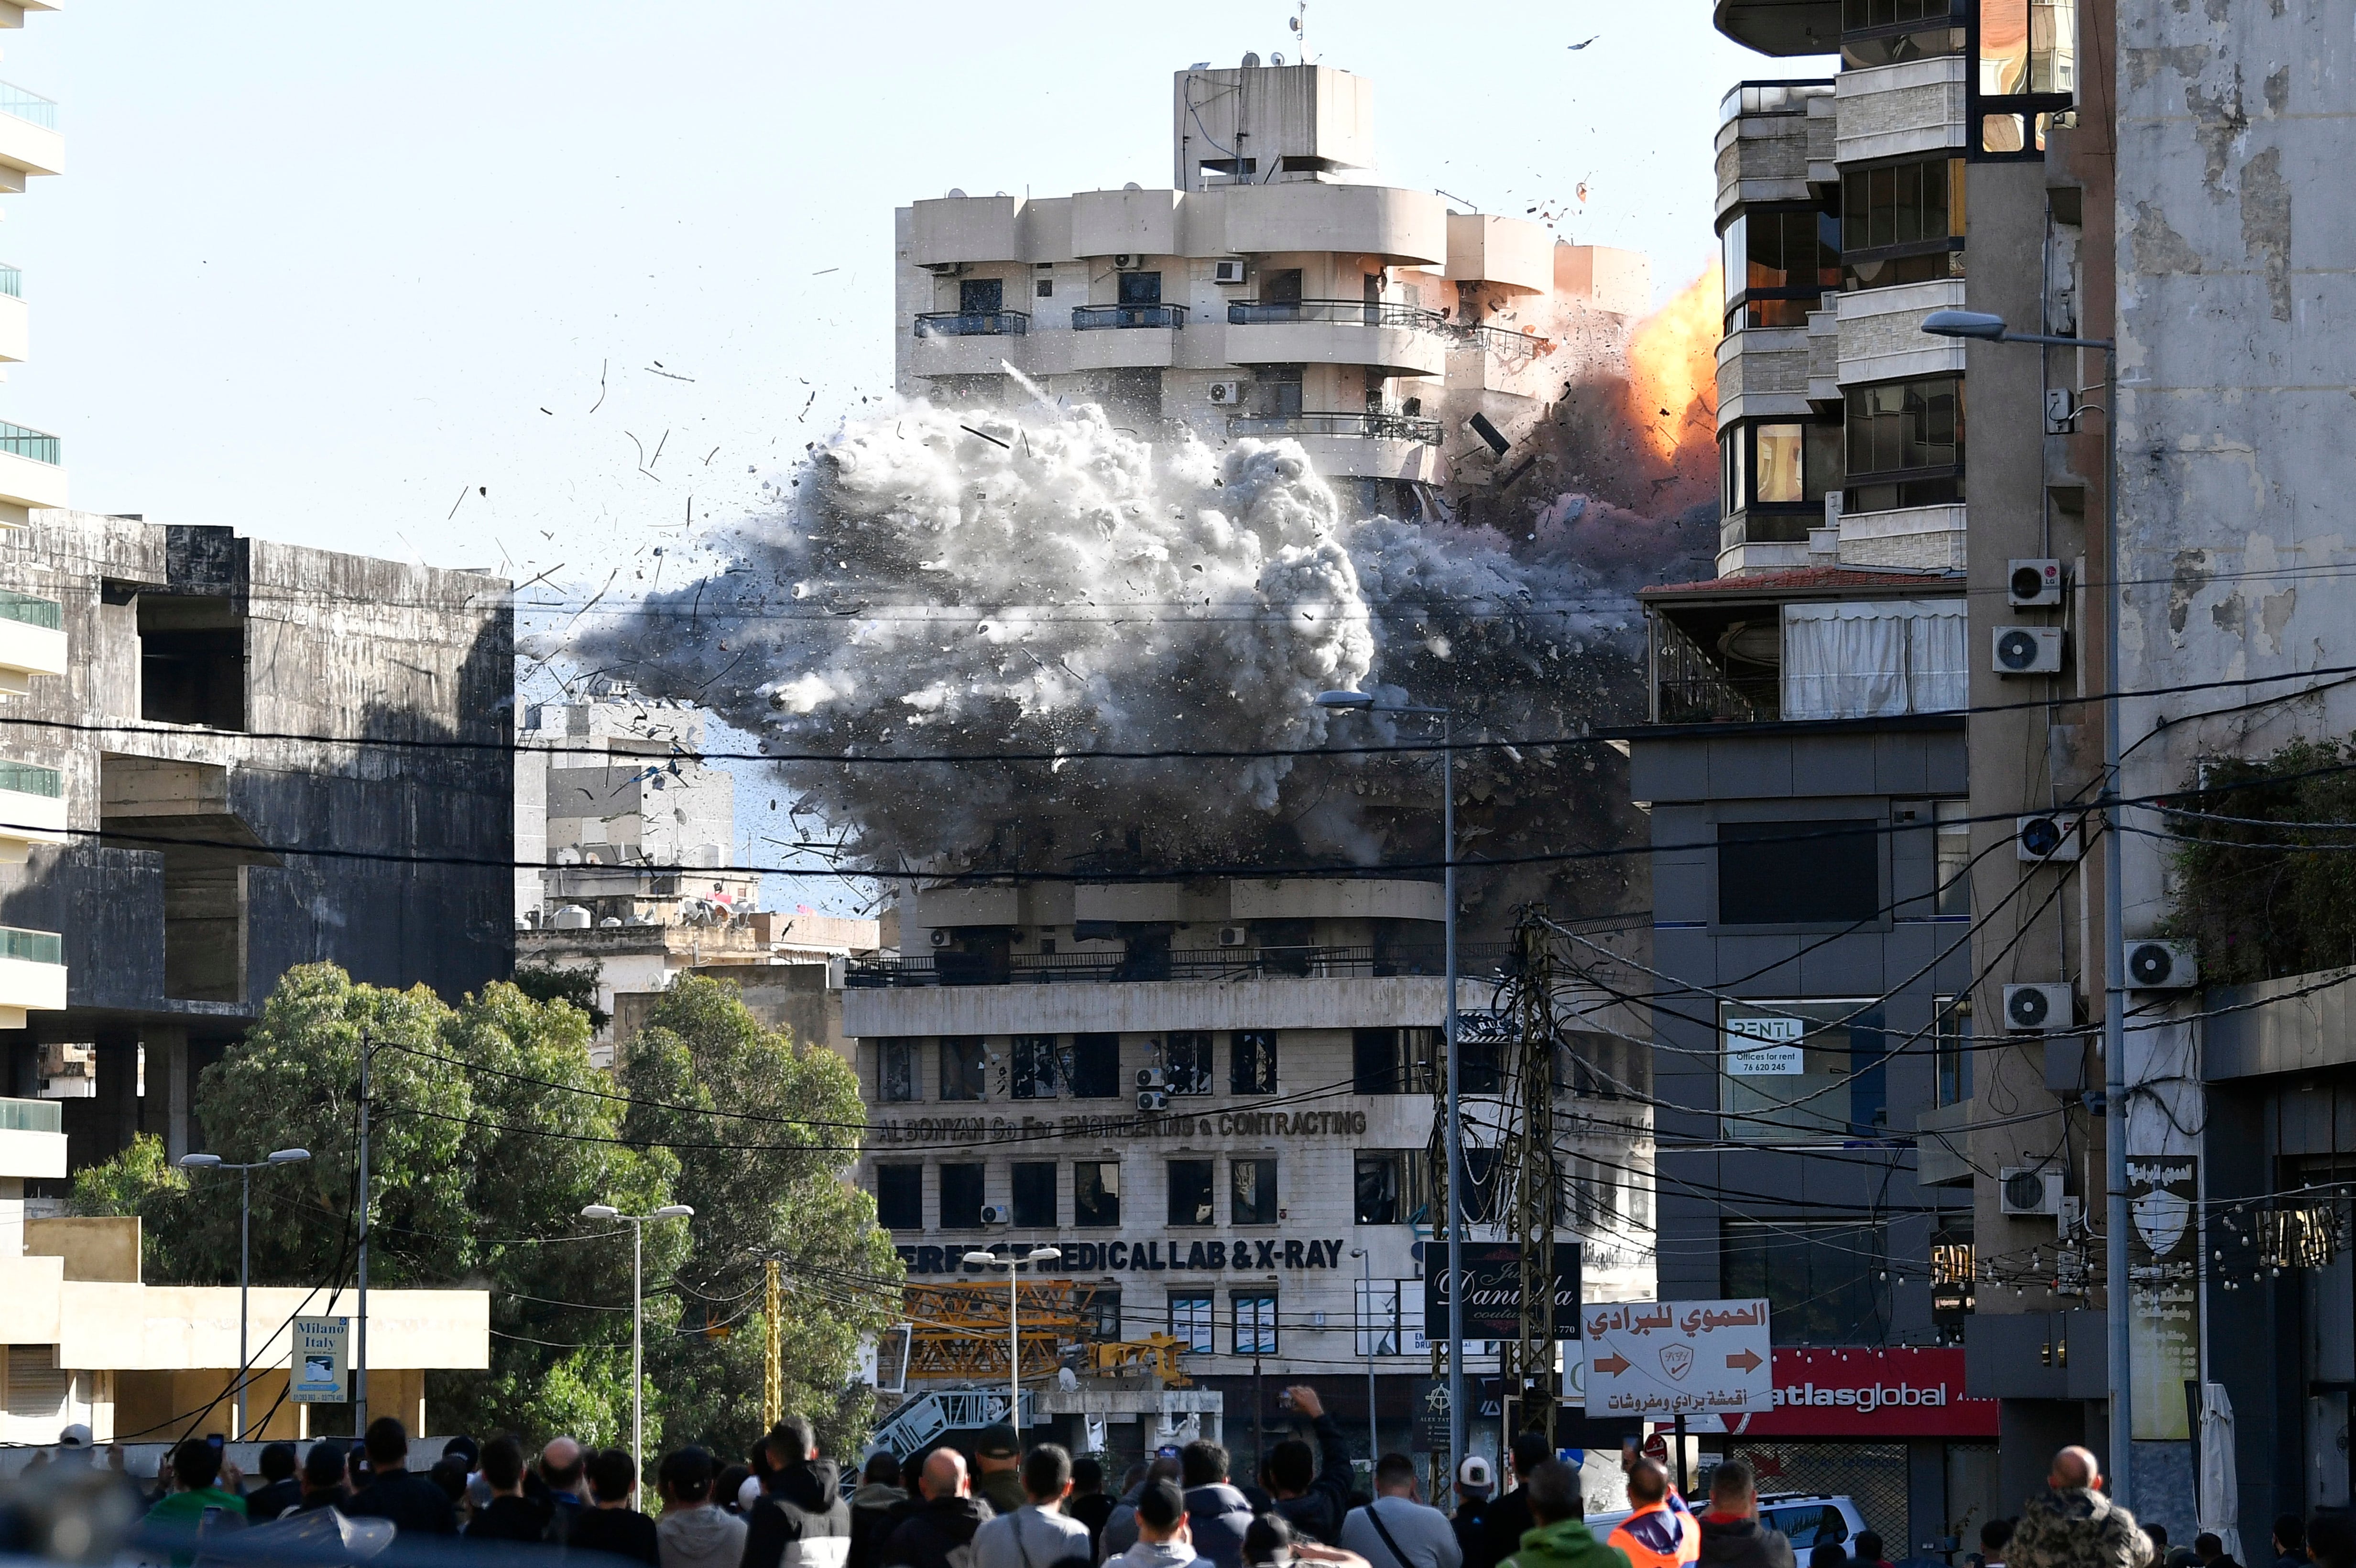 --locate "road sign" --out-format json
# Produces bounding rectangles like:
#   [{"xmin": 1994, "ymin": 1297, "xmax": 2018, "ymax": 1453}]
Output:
[
  {"xmin": 290, "ymin": 1318, "xmax": 349, "ymax": 1404},
  {"xmin": 1583, "ymin": 1299, "xmax": 1772, "ymax": 1418},
  {"xmin": 1423, "ymin": 1240, "xmax": 1582, "ymax": 1339}
]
